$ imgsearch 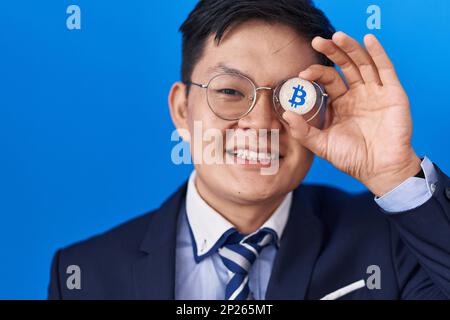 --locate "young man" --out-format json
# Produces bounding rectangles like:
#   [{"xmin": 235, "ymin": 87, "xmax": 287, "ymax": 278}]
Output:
[{"xmin": 49, "ymin": 0, "xmax": 450, "ymax": 300}]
